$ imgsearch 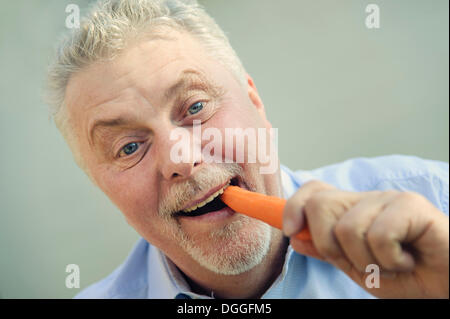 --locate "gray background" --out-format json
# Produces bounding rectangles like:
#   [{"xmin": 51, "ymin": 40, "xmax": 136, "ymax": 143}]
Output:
[{"xmin": 0, "ymin": 0, "xmax": 448, "ymax": 298}]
